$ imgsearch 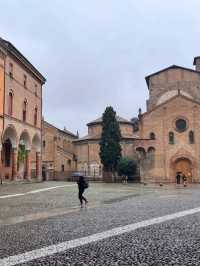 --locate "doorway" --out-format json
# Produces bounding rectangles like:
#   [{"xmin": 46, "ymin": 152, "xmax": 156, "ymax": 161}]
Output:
[{"xmin": 174, "ymin": 158, "xmax": 192, "ymax": 183}]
